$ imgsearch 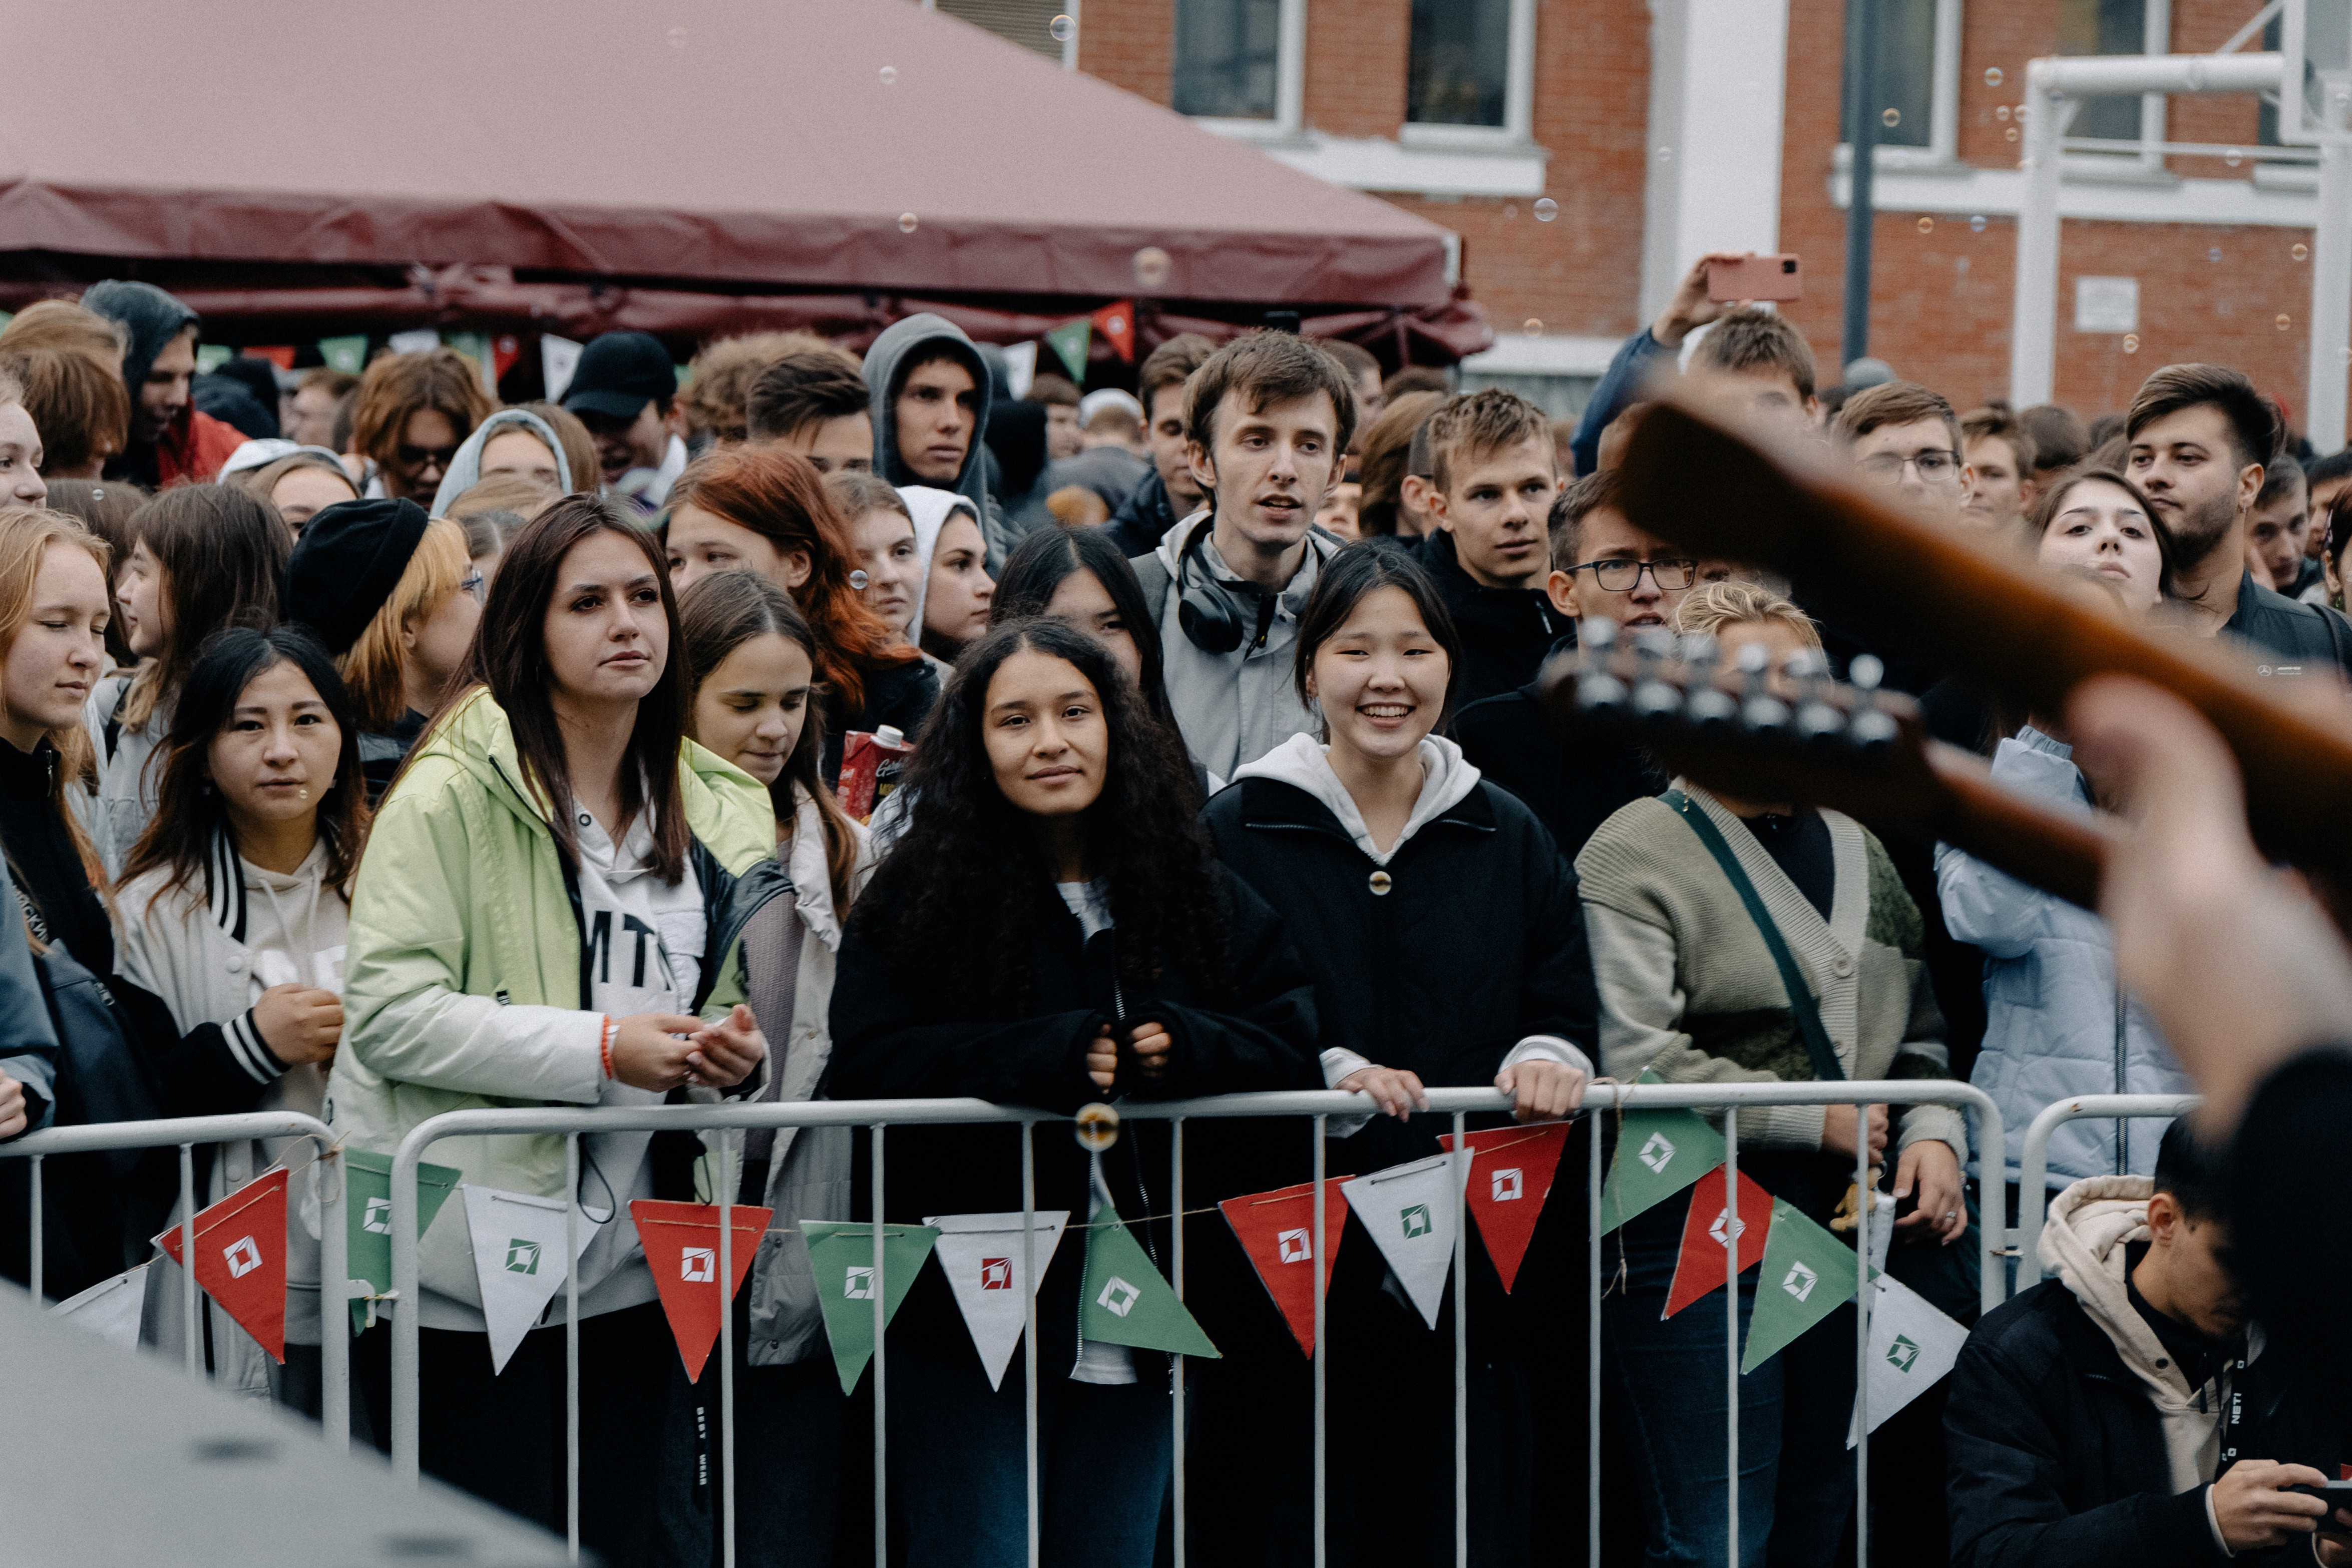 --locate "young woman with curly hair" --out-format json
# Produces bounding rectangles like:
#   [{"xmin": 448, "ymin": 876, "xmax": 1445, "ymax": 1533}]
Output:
[
  {"xmin": 663, "ymin": 445, "xmax": 934, "ymax": 782},
  {"xmin": 827, "ymin": 617, "xmax": 1321, "ymax": 1568}
]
